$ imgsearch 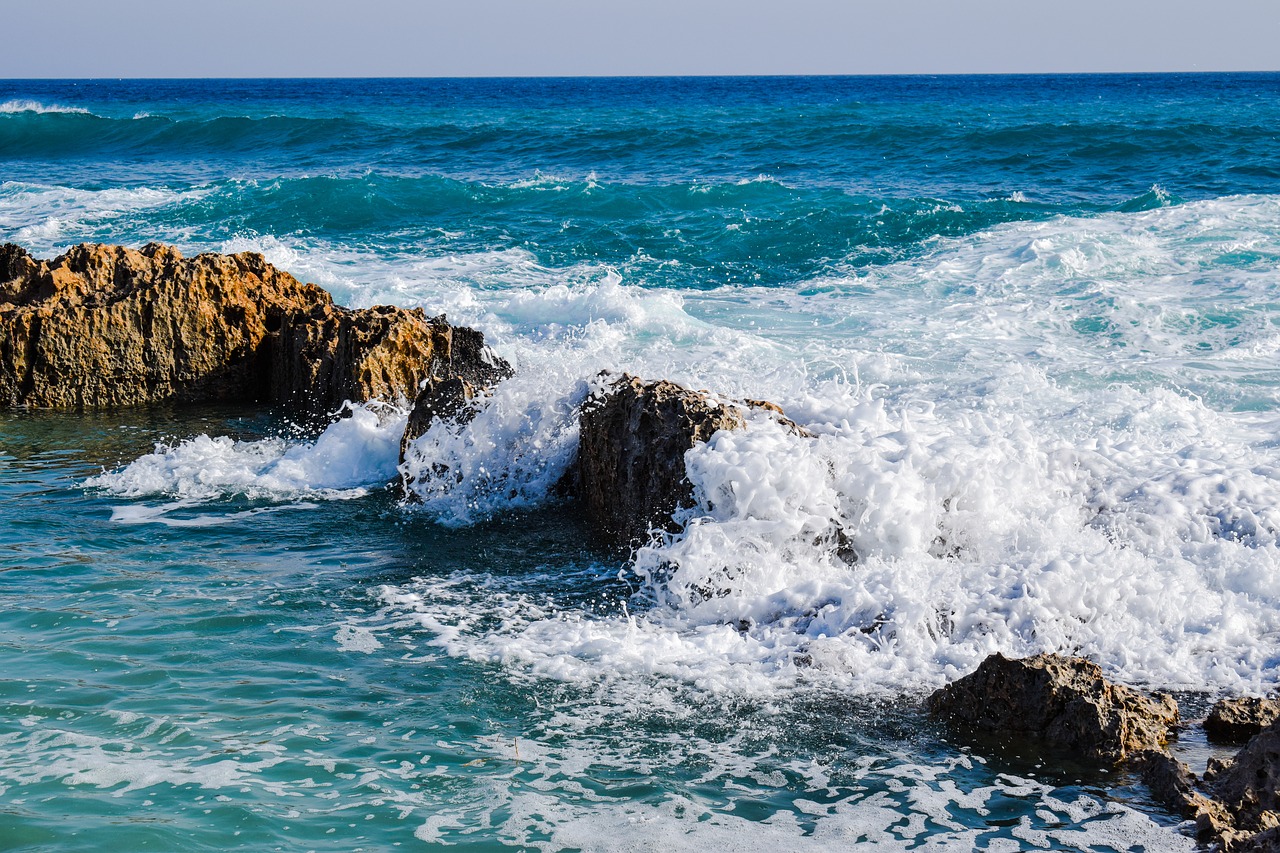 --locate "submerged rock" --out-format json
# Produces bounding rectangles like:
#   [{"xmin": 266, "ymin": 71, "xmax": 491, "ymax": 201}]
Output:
[
  {"xmin": 1206, "ymin": 697, "xmax": 1280, "ymax": 743},
  {"xmin": 576, "ymin": 373, "xmax": 802, "ymax": 547},
  {"xmin": 0, "ymin": 242, "xmax": 502, "ymax": 413},
  {"xmin": 927, "ymin": 653, "xmax": 1179, "ymax": 763}
]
